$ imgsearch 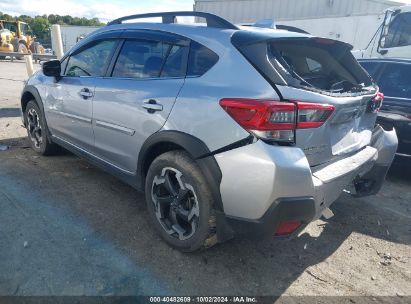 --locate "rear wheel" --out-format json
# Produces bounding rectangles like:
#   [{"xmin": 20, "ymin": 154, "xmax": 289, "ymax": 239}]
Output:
[
  {"xmin": 145, "ymin": 151, "xmax": 217, "ymax": 252},
  {"xmin": 24, "ymin": 100, "xmax": 59, "ymax": 155}
]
